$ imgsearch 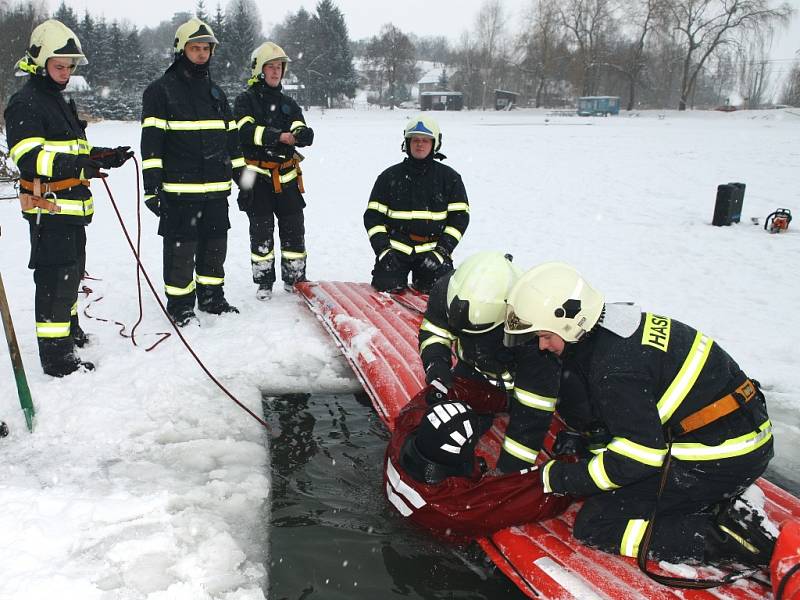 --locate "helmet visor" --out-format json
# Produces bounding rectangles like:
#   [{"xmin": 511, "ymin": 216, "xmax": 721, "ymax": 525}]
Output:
[{"xmin": 503, "ymin": 305, "xmax": 537, "ymax": 347}]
